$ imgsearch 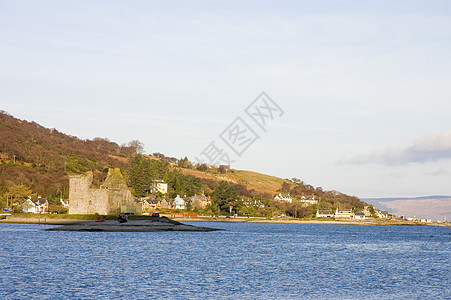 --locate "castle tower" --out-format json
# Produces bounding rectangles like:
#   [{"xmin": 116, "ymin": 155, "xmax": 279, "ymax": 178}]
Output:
[
  {"xmin": 68, "ymin": 171, "xmax": 108, "ymax": 215},
  {"xmin": 68, "ymin": 169, "xmax": 140, "ymax": 215}
]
